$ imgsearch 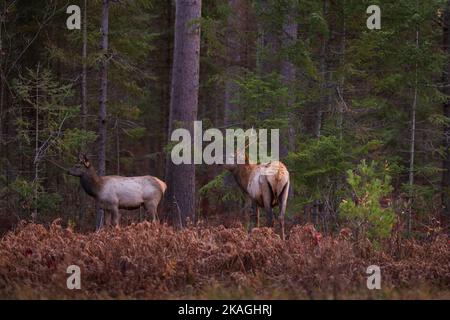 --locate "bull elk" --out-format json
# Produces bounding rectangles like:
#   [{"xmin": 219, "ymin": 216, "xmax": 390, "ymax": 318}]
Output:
[
  {"xmin": 68, "ymin": 154, "xmax": 166, "ymax": 227},
  {"xmin": 224, "ymin": 157, "xmax": 290, "ymax": 240}
]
